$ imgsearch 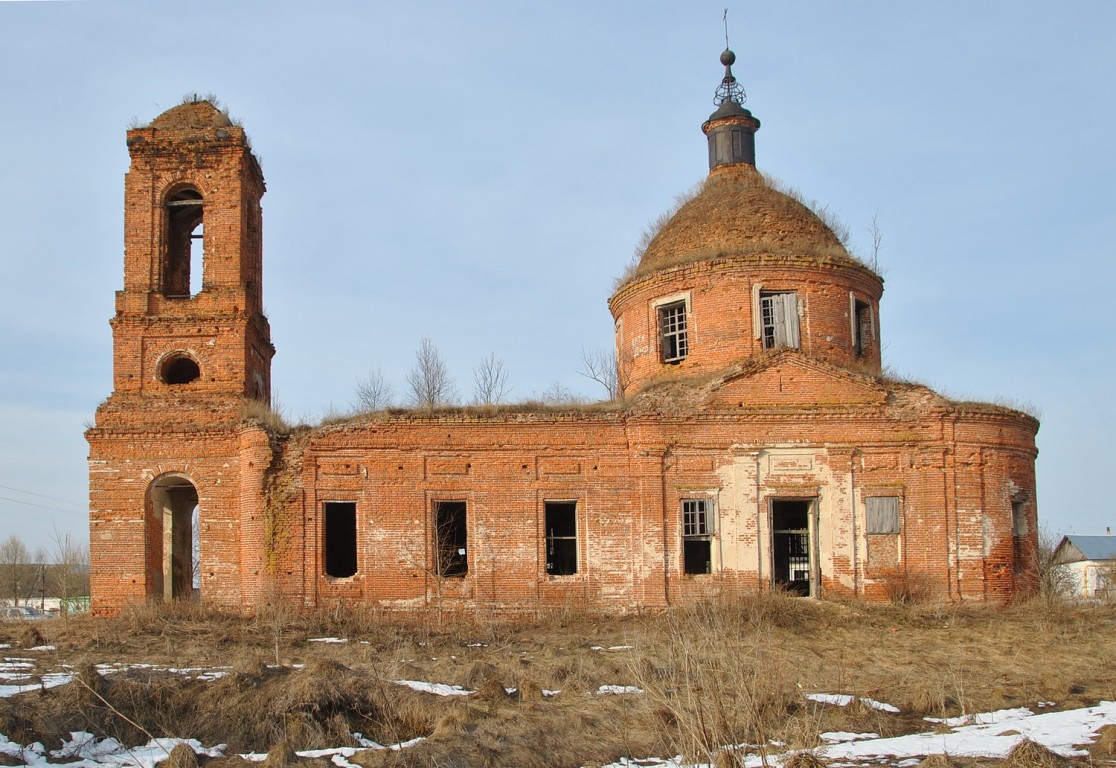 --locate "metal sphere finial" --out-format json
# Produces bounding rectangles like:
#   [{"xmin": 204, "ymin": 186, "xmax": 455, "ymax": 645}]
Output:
[{"xmin": 714, "ymin": 48, "xmax": 747, "ymax": 106}]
